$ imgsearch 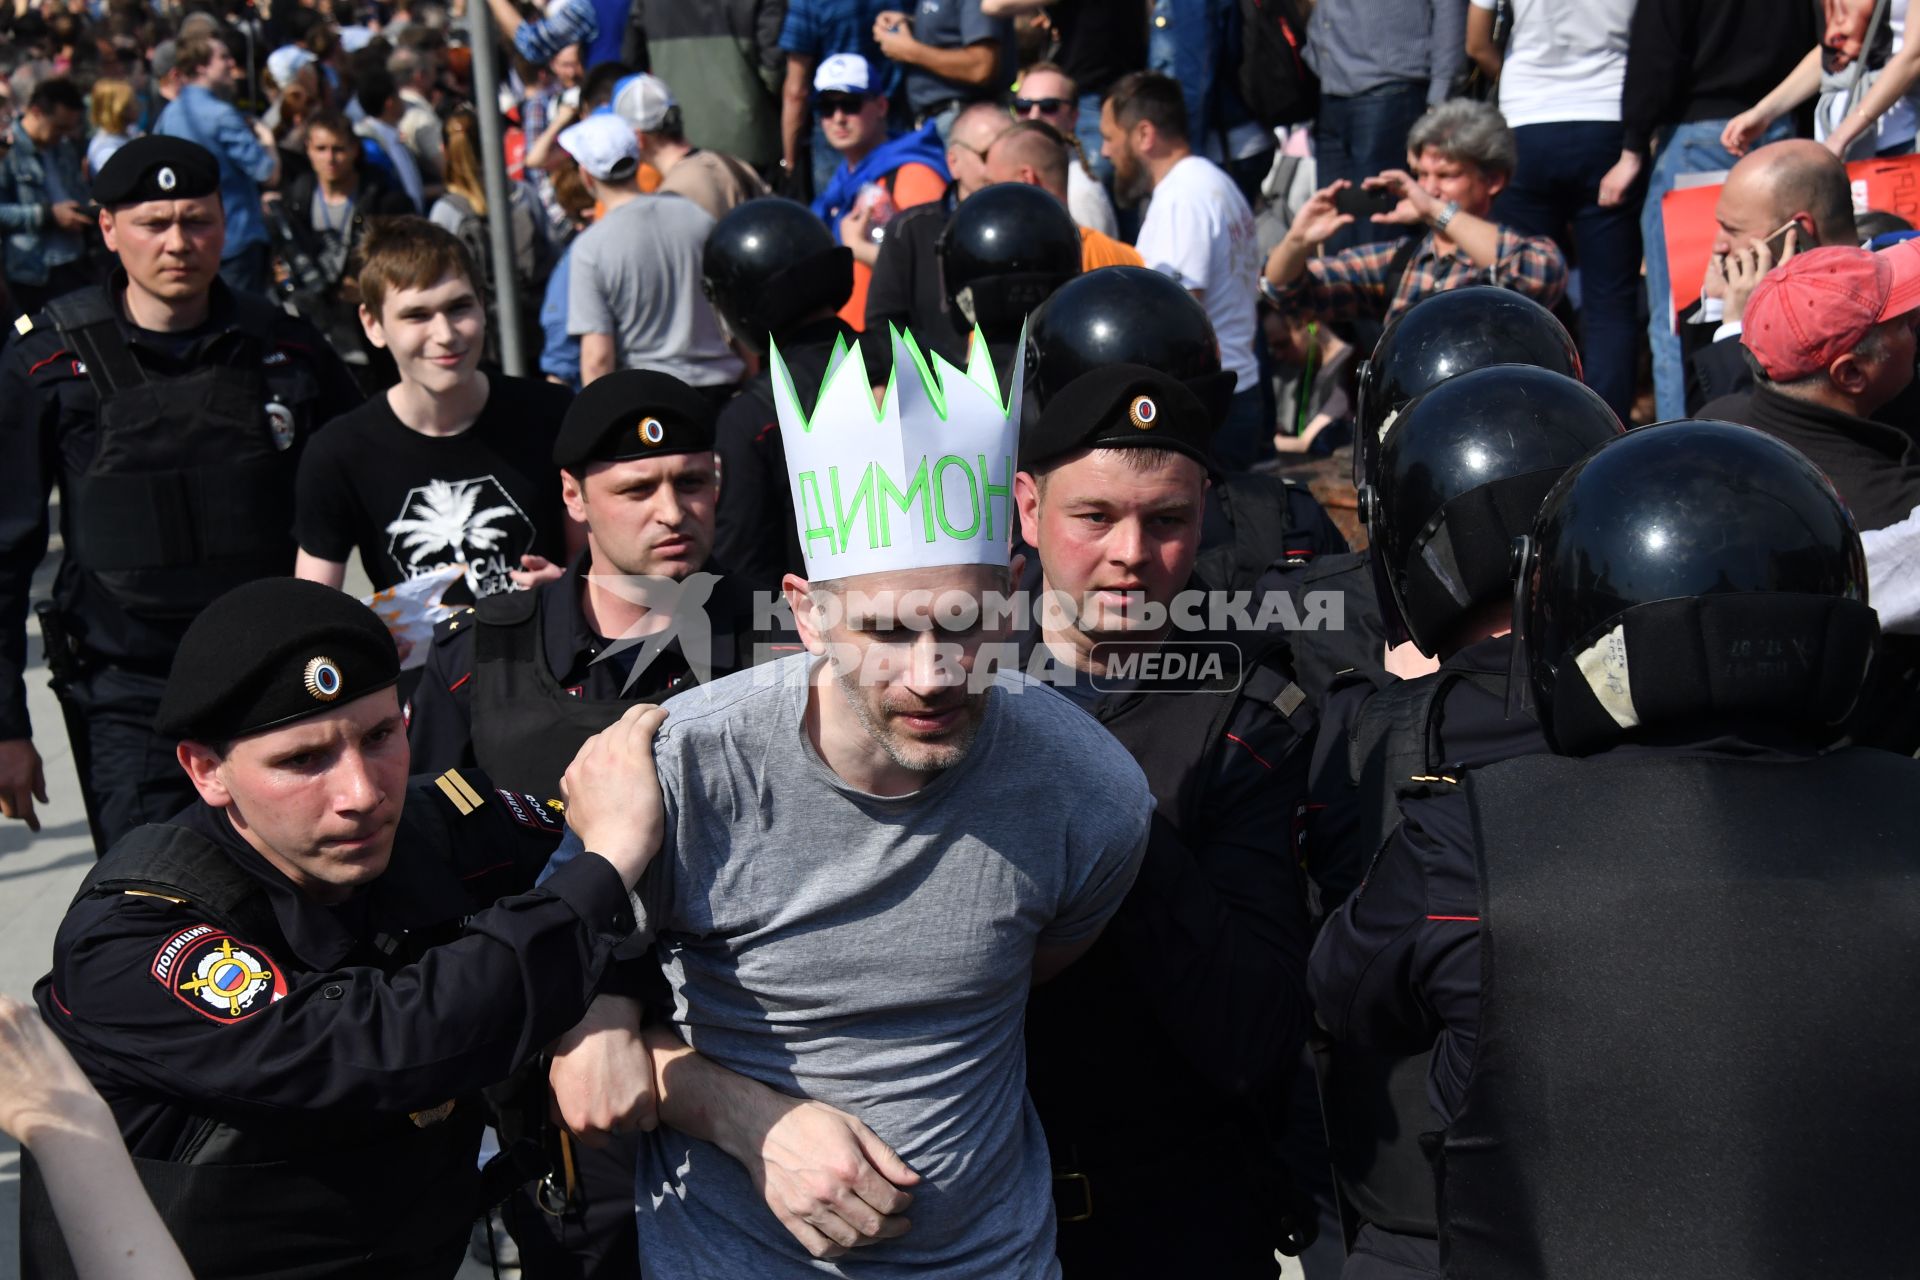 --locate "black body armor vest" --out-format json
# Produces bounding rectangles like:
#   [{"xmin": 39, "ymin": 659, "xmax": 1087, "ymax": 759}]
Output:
[
  {"xmin": 468, "ymin": 588, "xmax": 655, "ymax": 799},
  {"xmin": 1445, "ymin": 748, "xmax": 1920, "ymax": 1279},
  {"xmin": 47, "ymin": 288, "xmax": 304, "ymax": 627}
]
